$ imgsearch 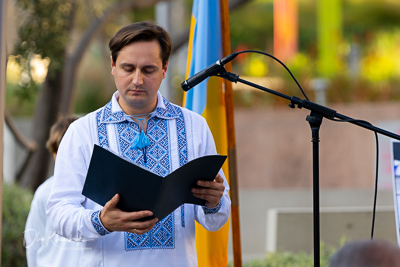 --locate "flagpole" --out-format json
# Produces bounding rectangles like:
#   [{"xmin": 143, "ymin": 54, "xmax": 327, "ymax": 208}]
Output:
[
  {"xmin": 220, "ymin": 0, "xmax": 242, "ymax": 266},
  {"xmin": 0, "ymin": 0, "xmax": 7, "ymax": 264}
]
